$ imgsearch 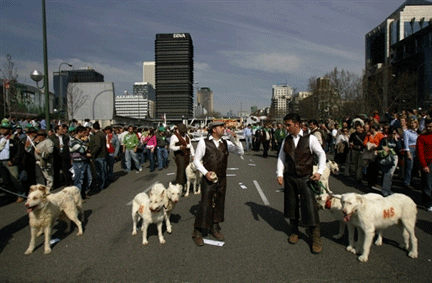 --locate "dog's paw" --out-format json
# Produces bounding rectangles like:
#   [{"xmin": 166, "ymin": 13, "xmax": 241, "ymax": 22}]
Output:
[
  {"xmin": 333, "ymin": 234, "xmax": 343, "ymax": 240},
  {"xmin": 346, "ymin": 246, "xmax": 356, "ymax": 254},
  {"xmin": 24, "ymin": 249, "xmax": 33, "ymax": 255},
  {"xmin": 167, "ymin": 226, "xmax": 172, "ymax": 234},
  {"xmin": 358, "ymin": 255, "xmax": 368, "ymax": 262},
  {"xmin": 159, "ymin": 238, "xmax": 166, "ymax": 244},
  {"xmin": 184, "ymin": 193, "xmax": 189, "ymax": 197},
  {"xmin": 76, "ymin": 231, "xmax": 83, "ymax": 236},
  {"xmin": 374, "ymin": 238, "xmax": 382, "ymax": 246},
  {"xmin": 408, "ymin": 251, "xmax": 418, "ymax": 258},
  {"xmin": 399, "ymin": 243, "xmax": 409, "ymax": 250},
  {"xmin": 142, "ymin": 240, "xmax": 149, "ymax": 245},
  {"xmin": 132, "ymin": 230, "xmax": 137, "ymax": 236},
  {"xmin": 44, "ymin": 248, "xmax": 52, "ymax": 255}
]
